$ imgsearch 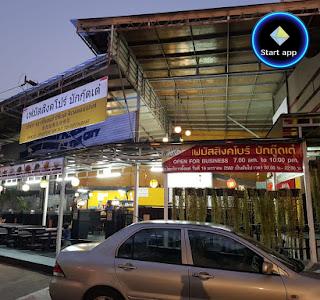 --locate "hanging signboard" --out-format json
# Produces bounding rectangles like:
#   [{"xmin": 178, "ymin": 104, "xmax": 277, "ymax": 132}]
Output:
[
  {"xmin": 0, "ymin": 157, "xmax": 64, "ymax": 180},
  {"xmin": 20, "ymin": 112, "xmax": 136, "ymax": 159},
  {"xmin": 19, "ymin": 78, "xmax": 108, "ymax": 144},
  {"xmin": 163, "ymin": 142, "xmax": 303, "ymax": 173}
]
